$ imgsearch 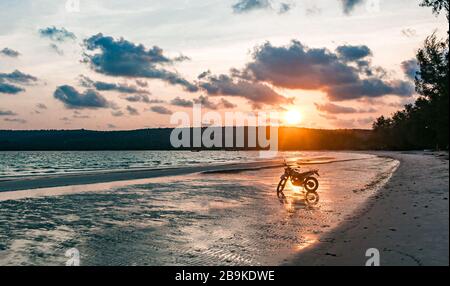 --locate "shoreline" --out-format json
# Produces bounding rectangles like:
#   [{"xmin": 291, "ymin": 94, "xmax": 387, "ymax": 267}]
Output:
[
  {"xmin": 287, "ymin": 151, "xmax": 449, "ymax": 266},
  {"xmin": 0, "ymin": 155, "xmax": 375, "ymax": 193},
  {"xmin": 0, "ymin": 160, "xmax": 281, "ymax": 193}
]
